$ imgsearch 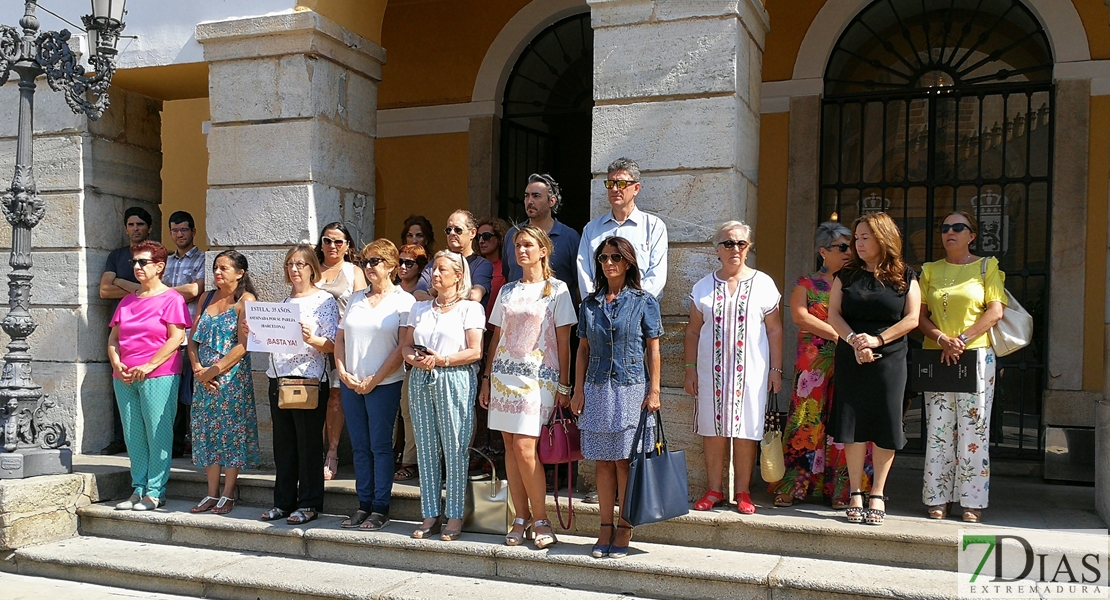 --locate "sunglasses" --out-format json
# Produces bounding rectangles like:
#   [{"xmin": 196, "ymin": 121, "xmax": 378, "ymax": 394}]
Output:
[
  {"xmin": 940, "ymin": 223, "xmax": 972, "ymax": 234},
  {"xmin": 597, "ymin": 253, "xmax": 625, "ymax": 264},
  {"xmin": 399, "ymin": 259, "xmax": 418, "ymax": 269},
  {"xmin": 129, "ymin": 258, "xmax": 155, "ymax": 268},
  {"xmin": 445, "ymin": 226, "xmax": 466, "ymax": 235},
  {"xmin": 717, "ymin": 240, "xmax": 749, "ymax": 250},
  {"xmin": 322, "ymin": 237, "xmax": 347, "ymax": 246},
  {"xmin": 477, "ymin": 232, "xmax": 498, "ymax": 242},
  {"xmin": 361, "ymin": 257, "xmax": 387, "ymax": 269},
  {"xmin": 285, "ymin": 261, "xmax": 309, "ymax": 270},
  {"xmin": 825, "ymin": 243, "xmax": 850, "ymax": 252},
  {"xmin": 603, "ymin": 179, "xmax": 638, "ymax": 190}
]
